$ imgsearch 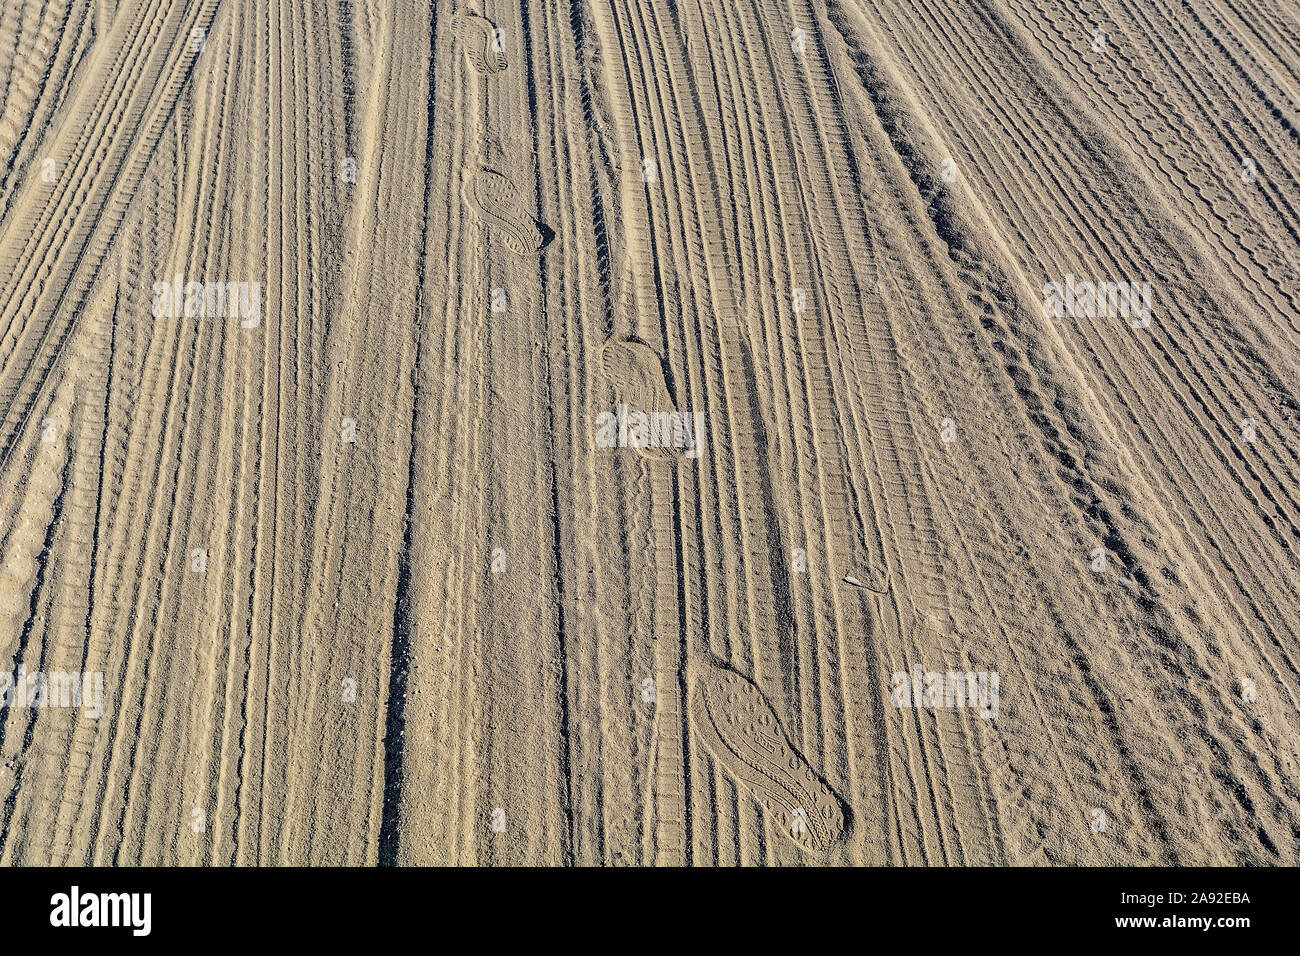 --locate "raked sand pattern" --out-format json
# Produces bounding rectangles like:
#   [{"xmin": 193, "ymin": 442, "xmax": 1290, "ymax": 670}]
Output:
[{"xmin": 0, "ymin": 0, "xmax": 1297, "ymax": 866}]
